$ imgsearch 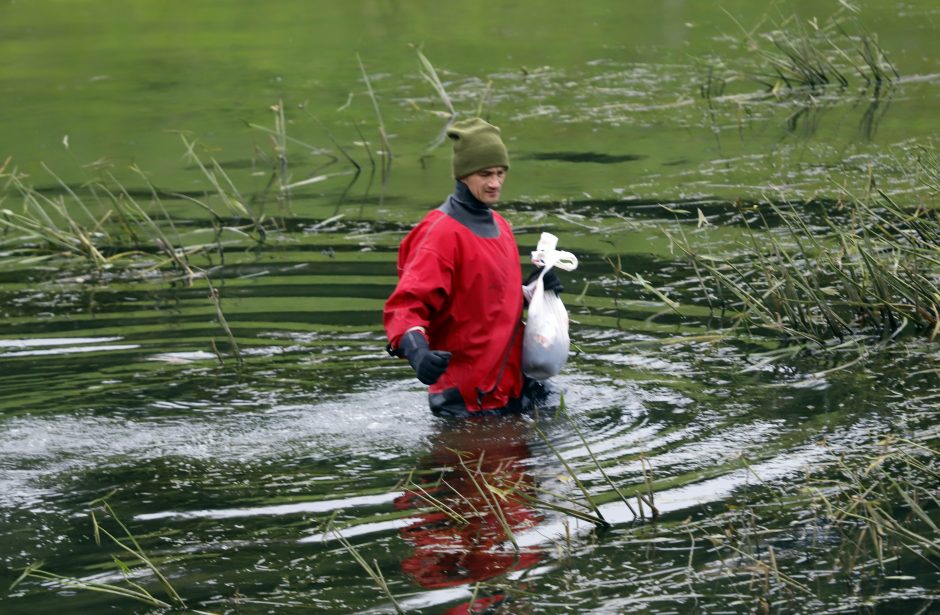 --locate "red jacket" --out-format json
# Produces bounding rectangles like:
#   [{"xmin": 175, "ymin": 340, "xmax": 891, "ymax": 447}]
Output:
[{"xmin": 384, "ymin": 190, "xmax": 524, "ymax": 413}]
